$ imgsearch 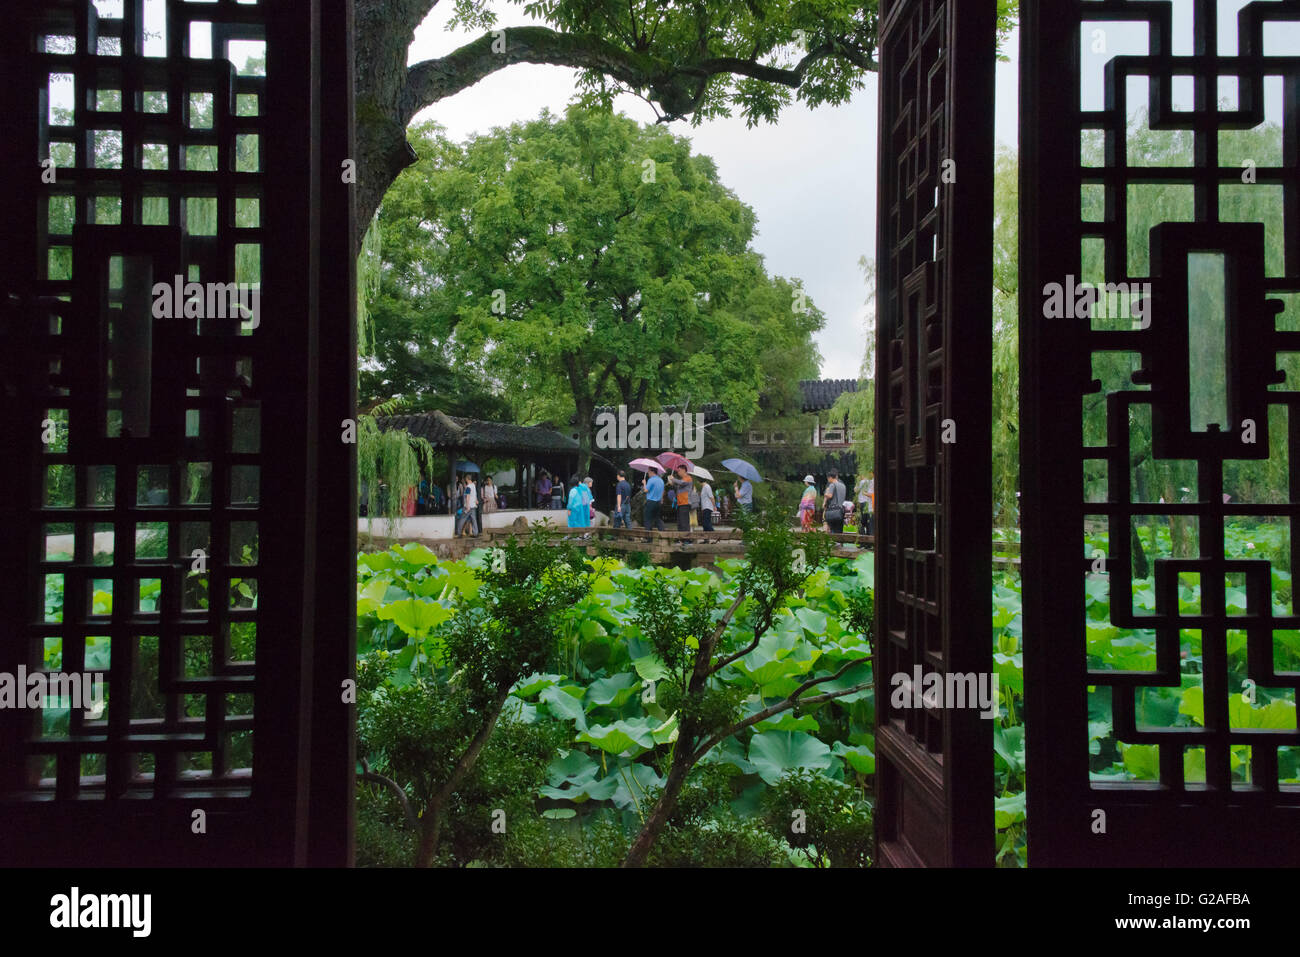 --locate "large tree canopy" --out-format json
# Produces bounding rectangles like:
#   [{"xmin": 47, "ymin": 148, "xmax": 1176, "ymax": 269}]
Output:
[
  {"xmin": 354, "ymin": 0, "xmax": 1020, "ymax": 247},
  {"xmin": 367, "ymin": 107, "xmax": 824, "ymax": 472}
]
